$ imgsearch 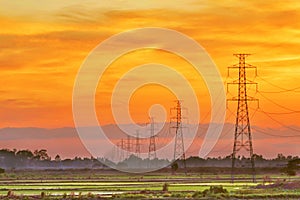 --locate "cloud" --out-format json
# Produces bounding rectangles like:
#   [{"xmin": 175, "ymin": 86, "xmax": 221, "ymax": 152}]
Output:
[{"xmin": 0, "ymin": 0, "xmax": 299, "ymax": 131}]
